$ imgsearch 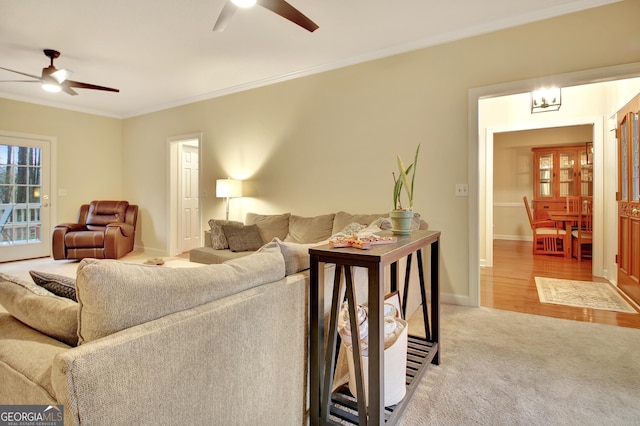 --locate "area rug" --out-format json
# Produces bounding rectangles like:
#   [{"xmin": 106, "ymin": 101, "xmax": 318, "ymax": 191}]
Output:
[{"xmin": 535, "ymin": 277, "xmax": 637, "ymax": 314}]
